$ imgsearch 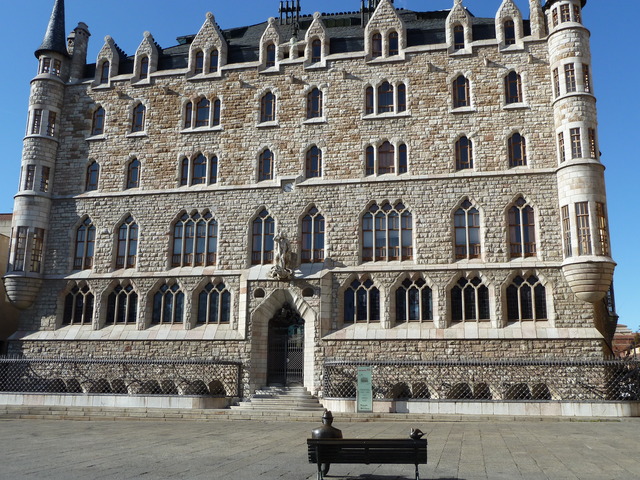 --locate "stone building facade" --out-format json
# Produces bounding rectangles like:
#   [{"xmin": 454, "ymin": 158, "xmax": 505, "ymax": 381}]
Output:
[{"xmin": 2, "ymin": 0, "xmax": 617, "ymax": 401}]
